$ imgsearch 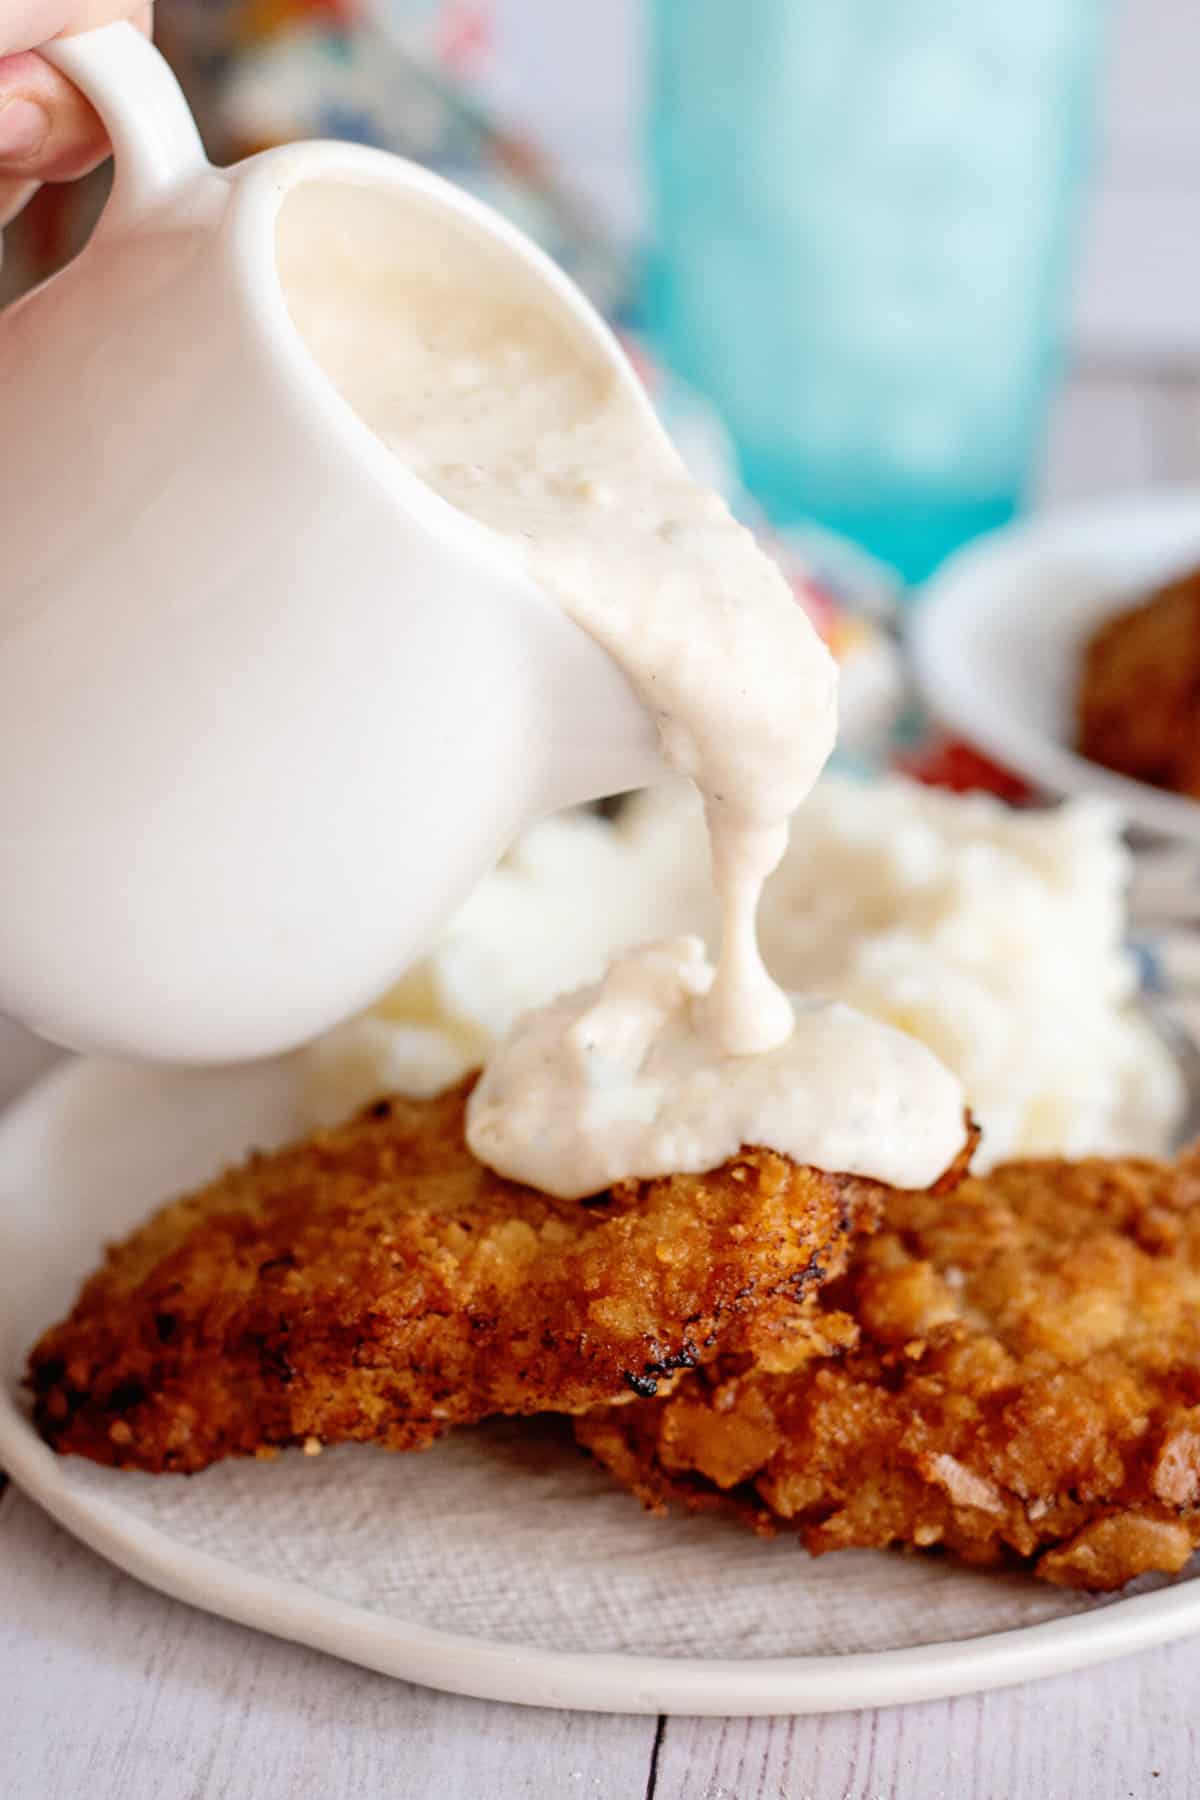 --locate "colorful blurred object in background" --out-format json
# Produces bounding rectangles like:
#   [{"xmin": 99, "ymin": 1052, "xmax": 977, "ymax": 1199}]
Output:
[
  {"xmin": 154, "ymin": 0, "xmax": 627, "ymax": 311},
  {"xmin": 644, "ymin": 0, "xmax": 1108, "ymax": 581},
  {"xmin": 0, "ymin": 0, "xmax": 627, "ymax": 312}
]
